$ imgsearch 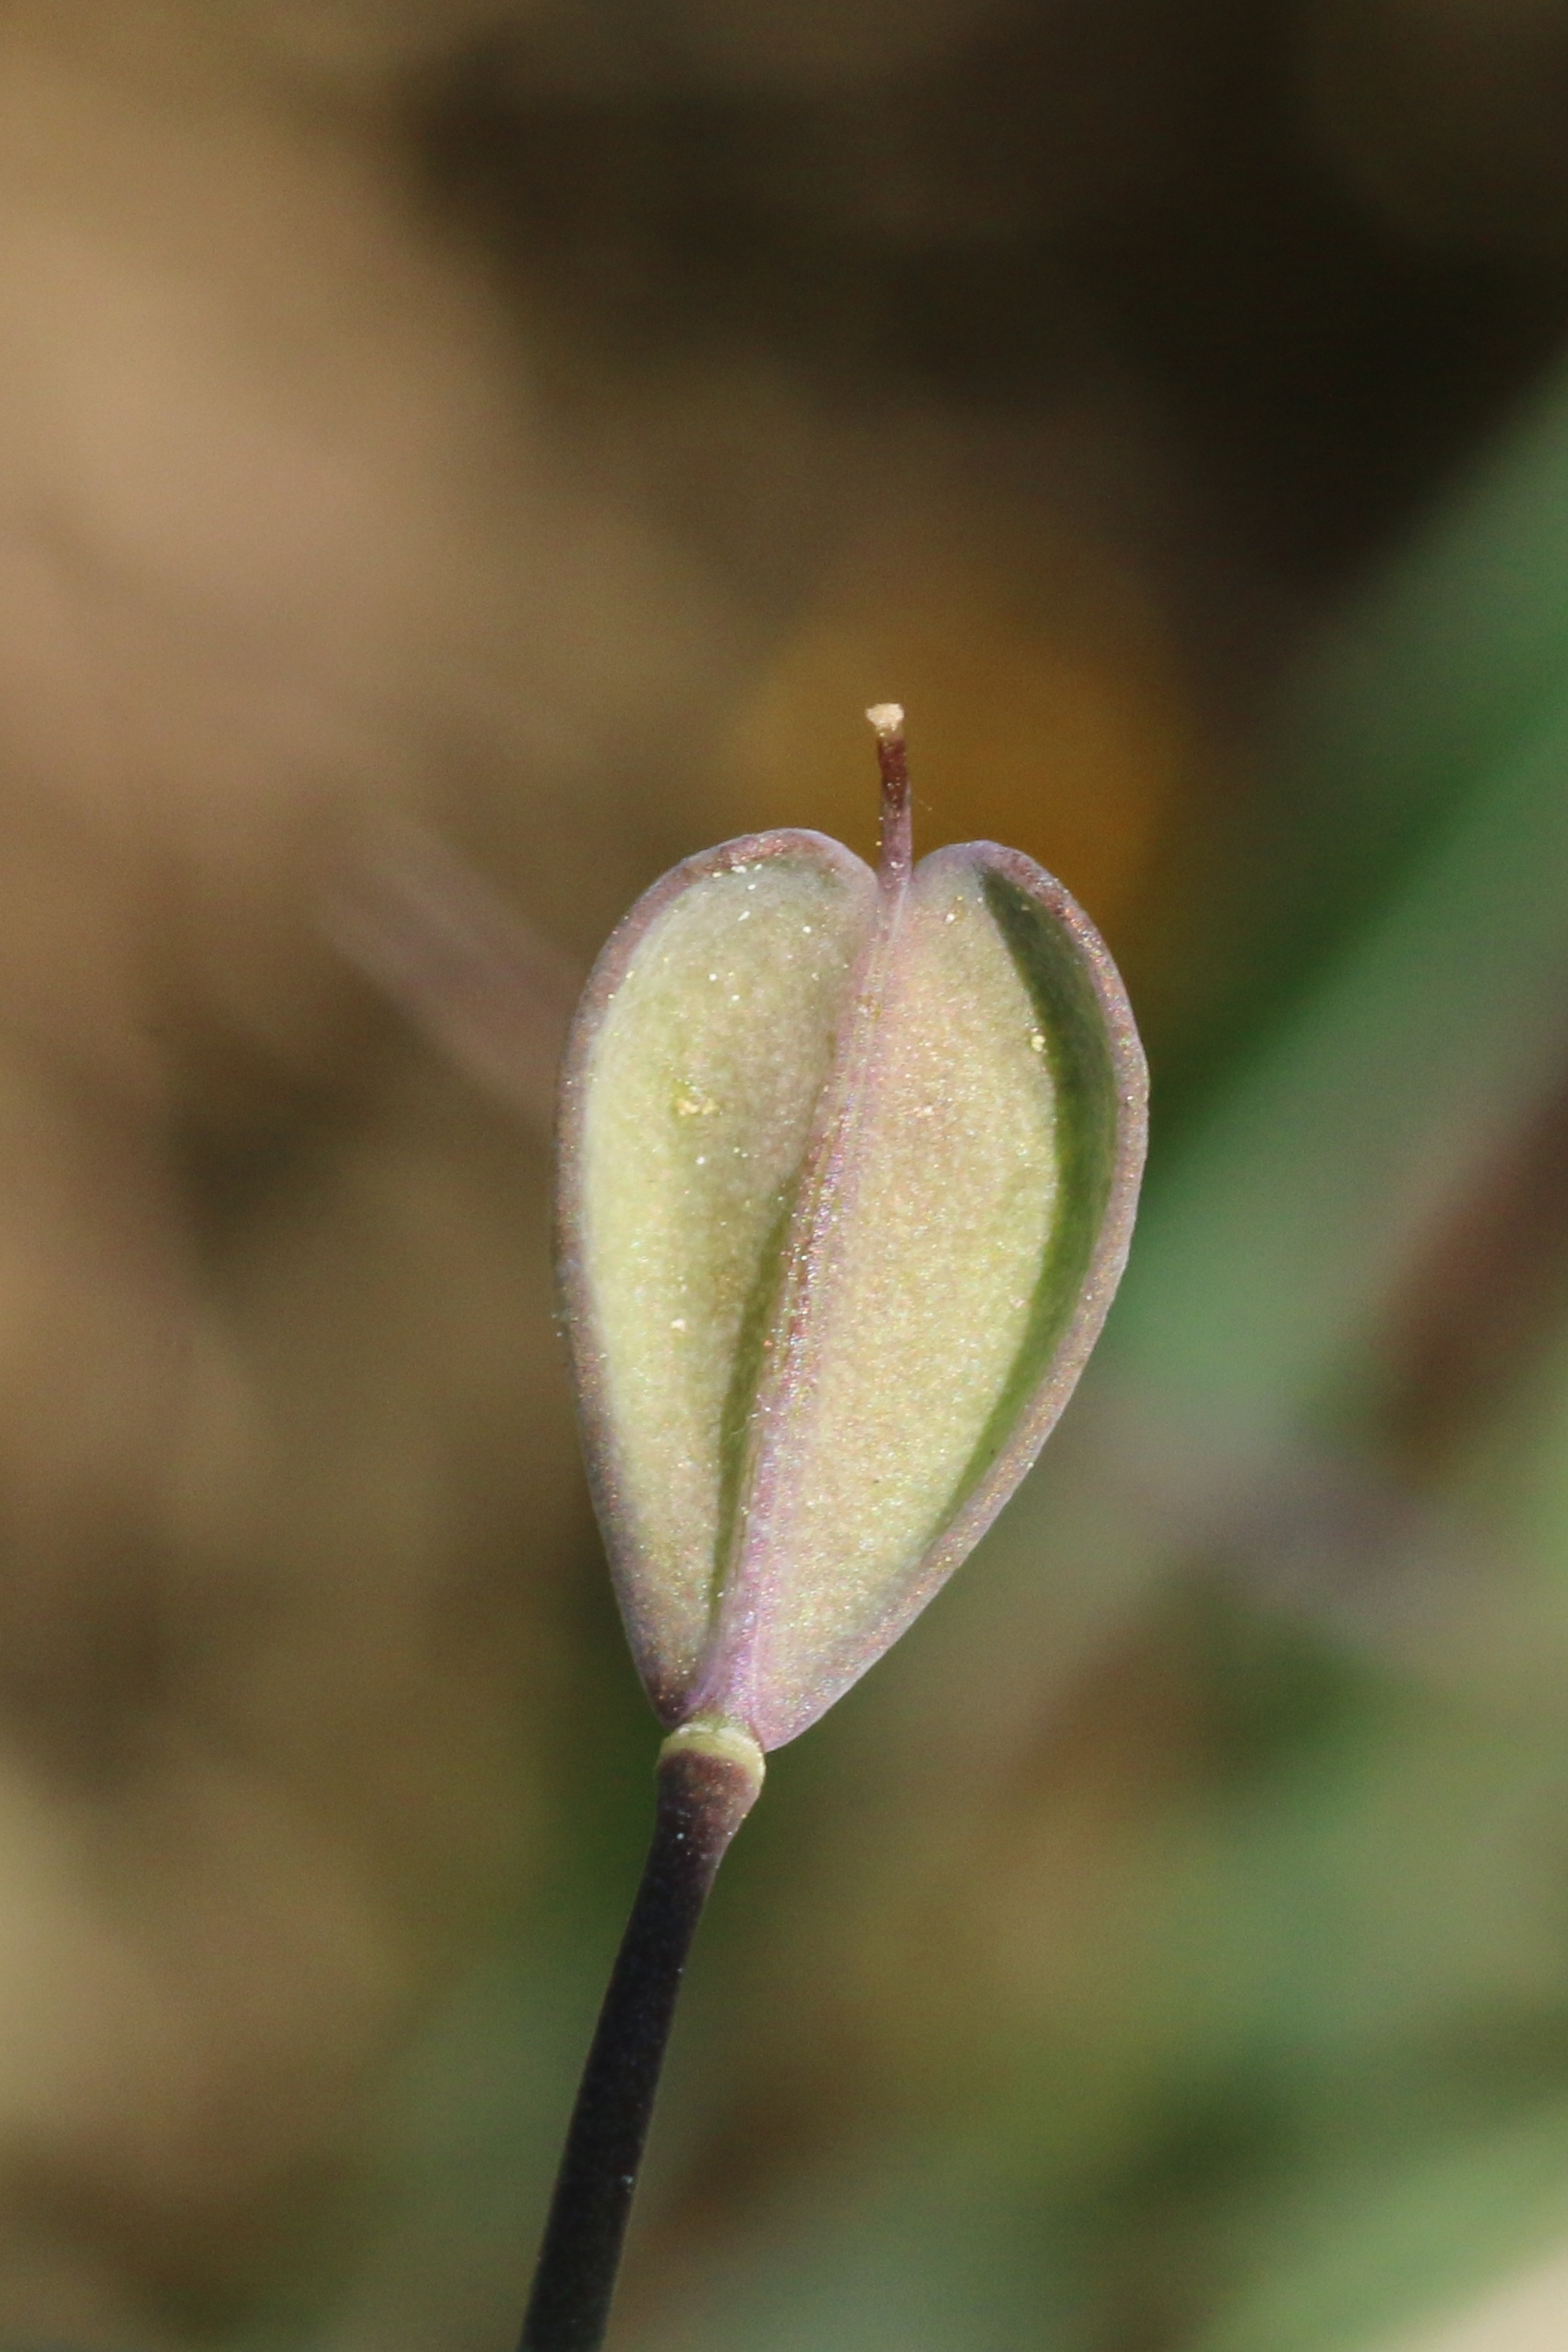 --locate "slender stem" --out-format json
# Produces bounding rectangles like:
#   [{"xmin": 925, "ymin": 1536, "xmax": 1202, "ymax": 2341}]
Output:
[
  {"xmin": 519, "ymin": 1721, "xmax": 765, "ymax": 2352},
  {"xmin": 867, "ymin": 703, "xmax": 911, "ymax": 891}
]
